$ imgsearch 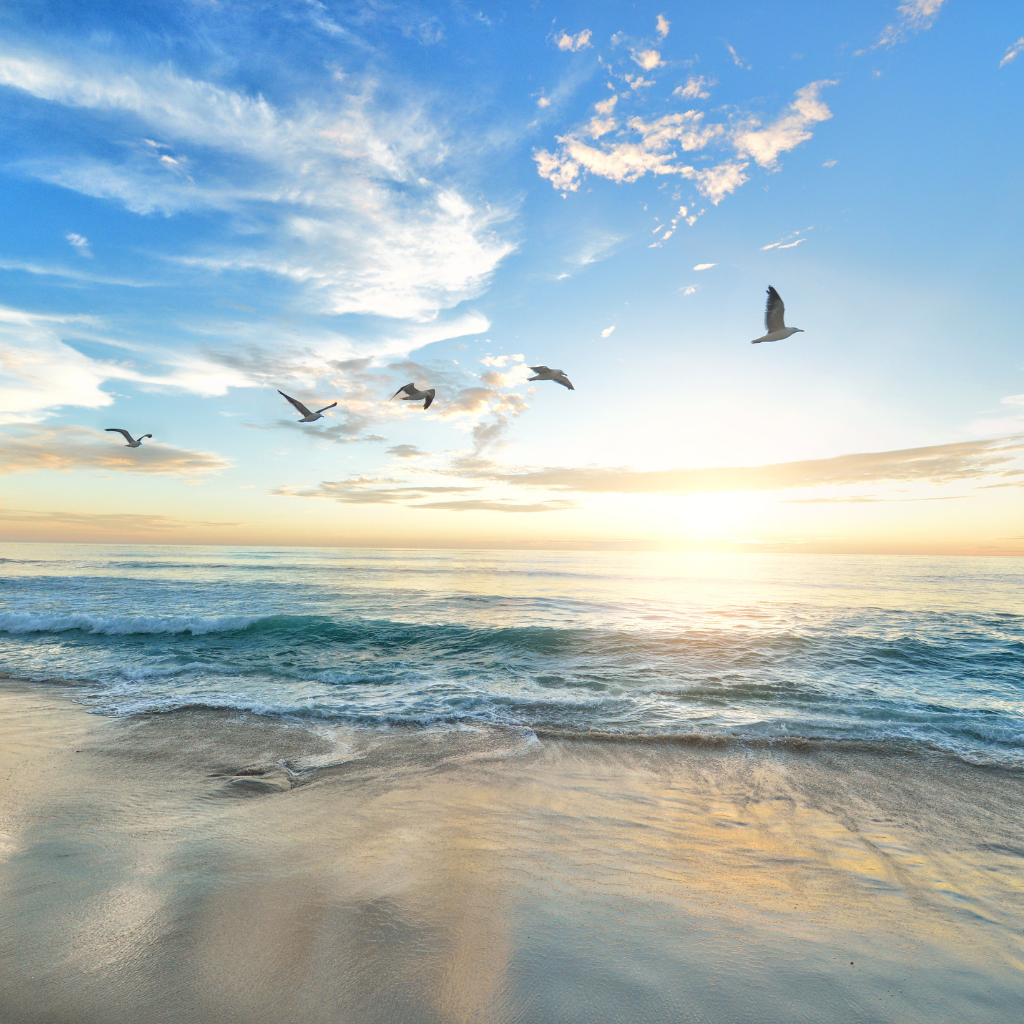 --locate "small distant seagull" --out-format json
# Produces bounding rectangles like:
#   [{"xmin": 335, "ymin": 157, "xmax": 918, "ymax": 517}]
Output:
[
  {"xmin": 390, "ymin": 383, "xmax": 435, "ymax": 410},
  {"xmin": 278, "ymin": 390, "xmax": 338, "ymax": 422},
  {"xmin": 752, "ymin": 286, "xmax": 804, "ymax": 344},
  {"xmin": 105, "ymin": 428, "xmax": 152, "ymax": 448},
  {"xmin": 528, "ymin": 365, "xmax": 574, "ymax": 390}
]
